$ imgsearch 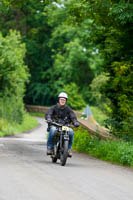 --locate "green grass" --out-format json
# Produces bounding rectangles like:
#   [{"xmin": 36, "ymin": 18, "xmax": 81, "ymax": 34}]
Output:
[
  {"xmin": 72, "ymin": 126, "xmax": 133, "ymax": 167},
  {"xmin": 29, "ymin": 112, "xmax": 44, "ymax": 118},
  {"xmin": 0, "ymin": 113, "xmax": 38, "ymax": 137}
]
